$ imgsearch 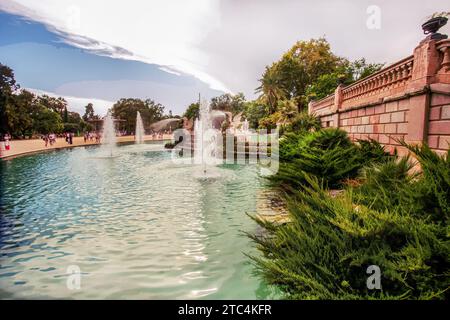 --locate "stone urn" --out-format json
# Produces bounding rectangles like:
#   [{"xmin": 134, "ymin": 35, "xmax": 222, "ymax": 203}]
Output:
[{"xmin": 422, "ymin": 16, "xmax": 448, "ymax": 40}]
